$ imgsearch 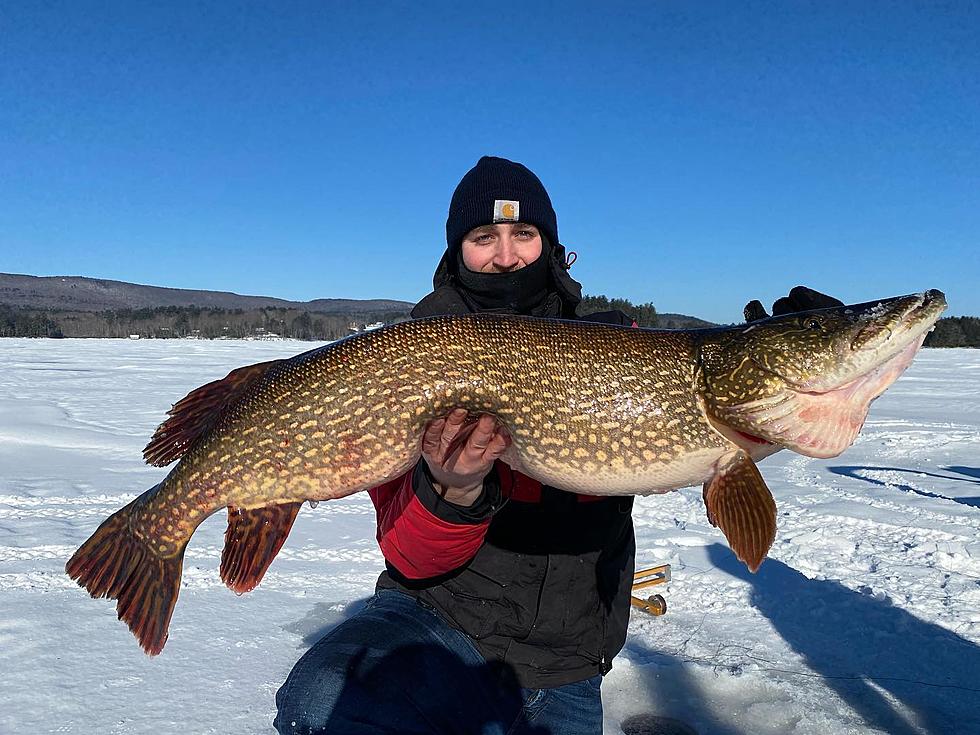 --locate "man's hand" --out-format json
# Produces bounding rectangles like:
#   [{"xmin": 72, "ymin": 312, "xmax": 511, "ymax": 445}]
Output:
[
  {"xmin": 744, "ymin": 286, "xmax": 844, "ymax": 322},
  {"xmin": 421, "ymin": 408, "xmax": 511, "ymax": 507}
]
